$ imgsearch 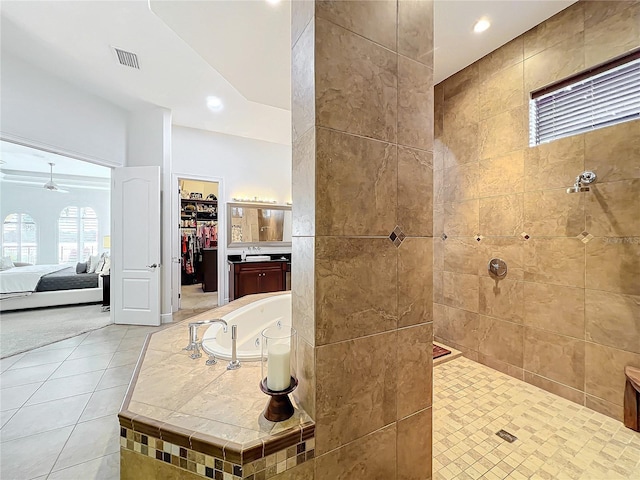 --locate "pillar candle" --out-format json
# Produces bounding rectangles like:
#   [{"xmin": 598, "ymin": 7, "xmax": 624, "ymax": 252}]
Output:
[{"xmin": 267, "ymin": 343, "xmax": 290, "ymax": 391}]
